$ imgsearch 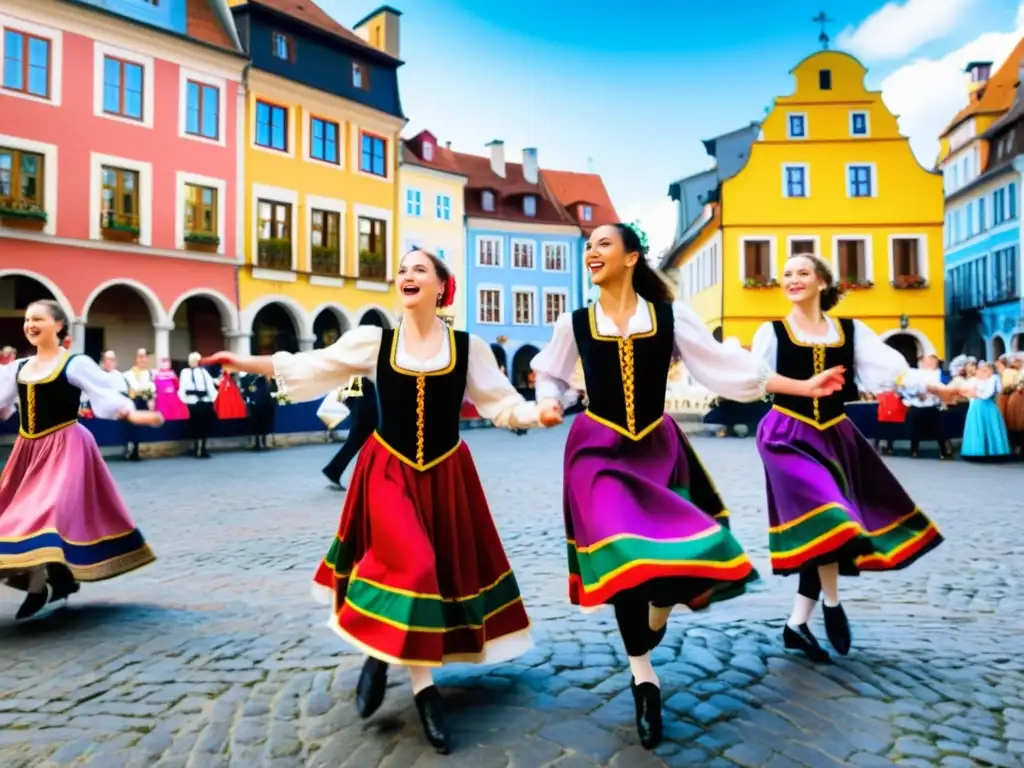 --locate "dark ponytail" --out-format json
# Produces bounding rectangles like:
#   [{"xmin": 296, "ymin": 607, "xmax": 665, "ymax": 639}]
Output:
[
  {"xmin": 29, "ymin": 299, "xmax": 69, "ymax": 341},
  {"xmin": 612, "ymin": 223, "xmax": 675, "ymax": 304}
]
